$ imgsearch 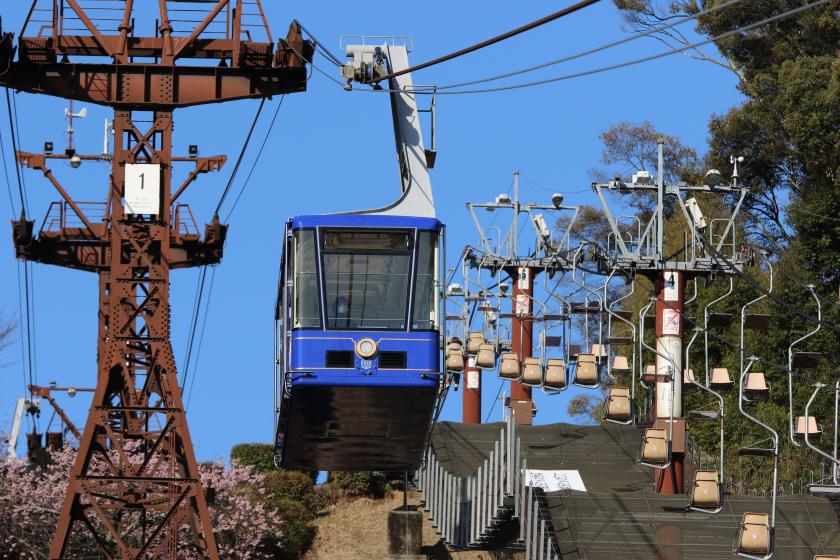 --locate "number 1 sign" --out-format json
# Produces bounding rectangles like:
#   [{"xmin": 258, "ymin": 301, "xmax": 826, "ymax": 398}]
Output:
[{"xmin": 124, "ymin": 163, "xmax": 161, "ymax": 215}]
